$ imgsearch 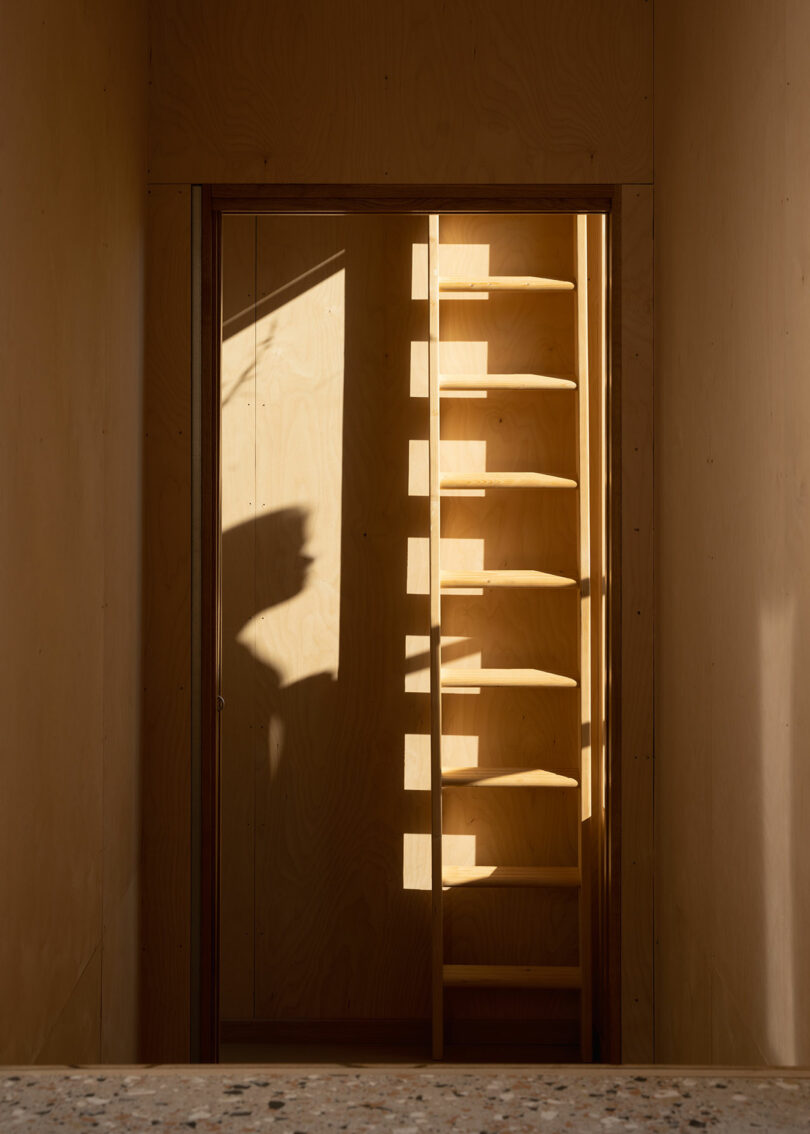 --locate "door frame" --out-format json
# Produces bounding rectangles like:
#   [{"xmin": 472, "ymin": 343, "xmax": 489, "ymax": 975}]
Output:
[{"xmin": 198, "ymin": 183, "xmax": 630, "ymax": 1063}]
